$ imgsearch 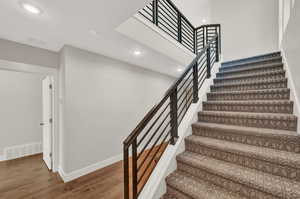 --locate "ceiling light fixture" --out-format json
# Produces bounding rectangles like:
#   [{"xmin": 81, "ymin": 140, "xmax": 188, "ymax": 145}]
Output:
[
  {"xmin": 21, "ymin": 2, "xmax": 42, "ymax": 15},
  {"xmin": 133, "ymin": 50, "xmax": 142, "ymax": 56},
  {"xmin": 202, "ymin": 19, "xmax": 207, "ymax": 23},
  {"xmin": 177, "ymin": 68, "xmax": 183, "ymax": 72},
  {"xmin": 90, "ymin": 29, "xmax": 99, "ymax": 36}
]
